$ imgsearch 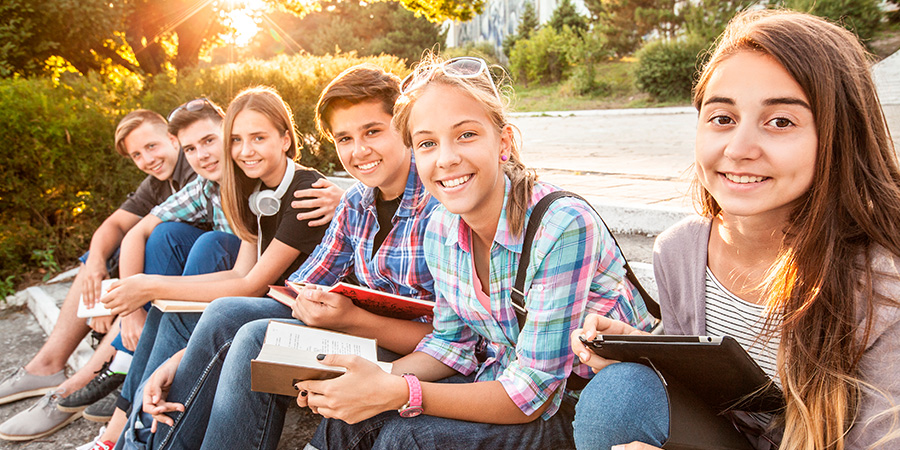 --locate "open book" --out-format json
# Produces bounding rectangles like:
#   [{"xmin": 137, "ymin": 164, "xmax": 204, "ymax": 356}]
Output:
[
  {"xmin": 76, "ymin": 279, "xmax": 118, "ymax": 318},
  {"xmin": 267, "ymin": 280, "xmax": 434, "ymax": 320},
  {"xmin": 250, "ymin": 321, "xmax": 392, "ymax": 396}
]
